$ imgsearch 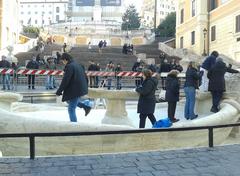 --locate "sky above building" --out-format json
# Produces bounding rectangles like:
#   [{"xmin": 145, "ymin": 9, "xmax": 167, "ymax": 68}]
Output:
[{"xmin": 124, "ymin": 0, "xmax": 143, "ymax": 12}]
